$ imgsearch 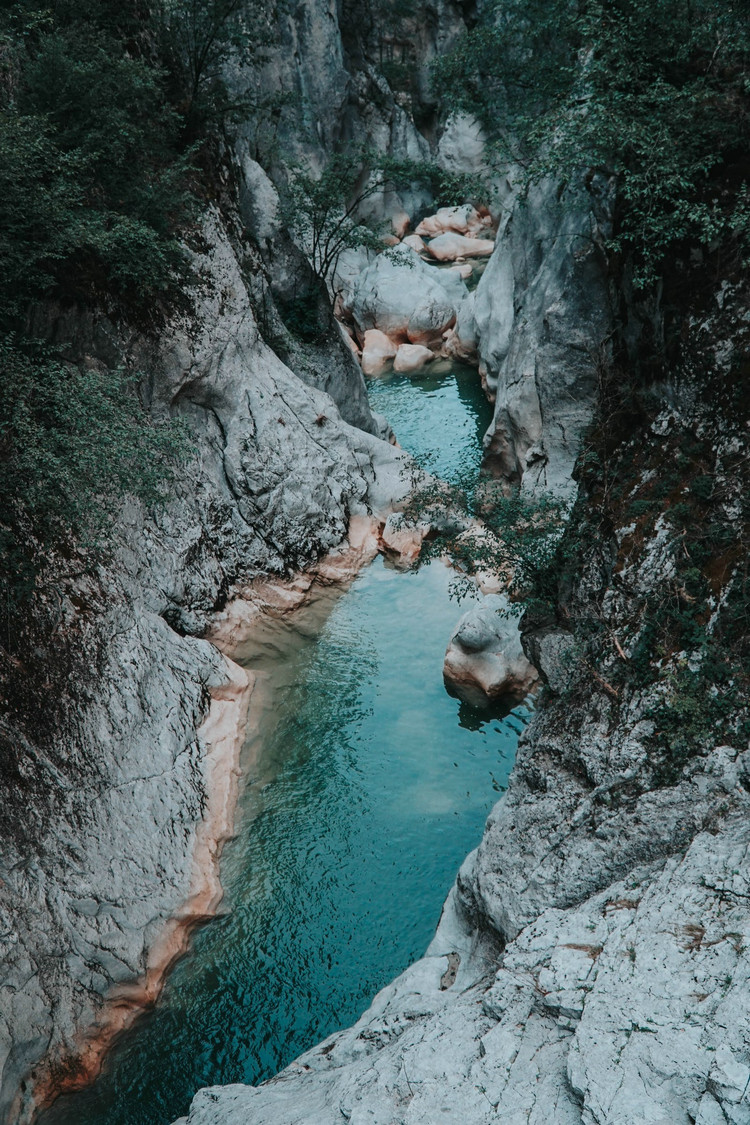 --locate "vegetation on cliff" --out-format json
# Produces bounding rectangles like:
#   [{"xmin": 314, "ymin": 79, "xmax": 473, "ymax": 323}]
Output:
[
  {"xmin": 435, "ymin": 0, "xmax": 750, "ymax": 288},
  {"xmin": 0, "ymin": 0, "xmax": 261, "ymax": 603},
  {"xmin": 427, "ymin": 0, "xmax": 750, "ymax": 773}
]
